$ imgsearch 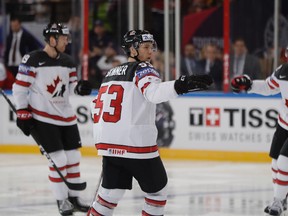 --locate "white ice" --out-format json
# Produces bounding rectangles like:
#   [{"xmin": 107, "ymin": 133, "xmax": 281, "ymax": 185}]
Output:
[{"xmin": 0, "ymin": 154, "xmax": 276, "ymax": 216}]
